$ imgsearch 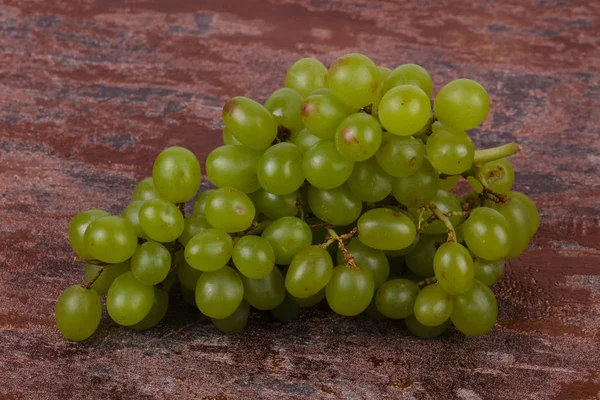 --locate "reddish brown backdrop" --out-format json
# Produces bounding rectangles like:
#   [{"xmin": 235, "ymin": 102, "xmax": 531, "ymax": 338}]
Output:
[{"xmin": 0, "ymin": 1, "xmax": 599, "ymax": 399}]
